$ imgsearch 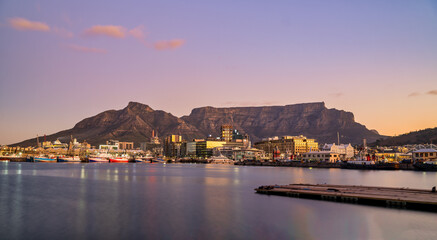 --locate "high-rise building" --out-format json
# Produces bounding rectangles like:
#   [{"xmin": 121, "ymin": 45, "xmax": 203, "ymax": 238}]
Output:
[{"xmin": 221, "ymin": 125, "xmax": 233, "ymax": 142}]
